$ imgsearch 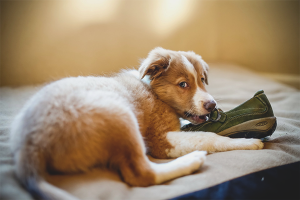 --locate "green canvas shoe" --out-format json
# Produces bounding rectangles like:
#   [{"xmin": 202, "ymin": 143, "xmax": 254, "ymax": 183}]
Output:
[{"xmin": 181, "ymin": 90, "xmax": 277, "ymax": 138}]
